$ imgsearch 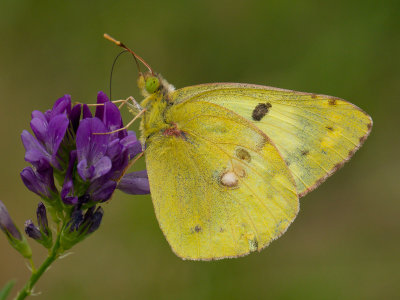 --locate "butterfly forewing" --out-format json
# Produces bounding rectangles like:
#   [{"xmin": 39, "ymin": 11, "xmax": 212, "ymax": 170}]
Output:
[
  {"xmin": 172, "ymin": 83, "xmax": 372, "ymax": 197},
  {"xmin": 145, "ymin": 101, "xmax": 298, "ymax": 260}
]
